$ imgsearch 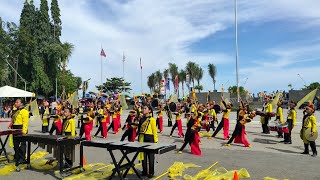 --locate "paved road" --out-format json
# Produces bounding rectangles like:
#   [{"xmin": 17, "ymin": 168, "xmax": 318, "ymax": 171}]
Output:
[{"xmin": 0, "ymin": 109, "xmax": 319, "ymax": 180}]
